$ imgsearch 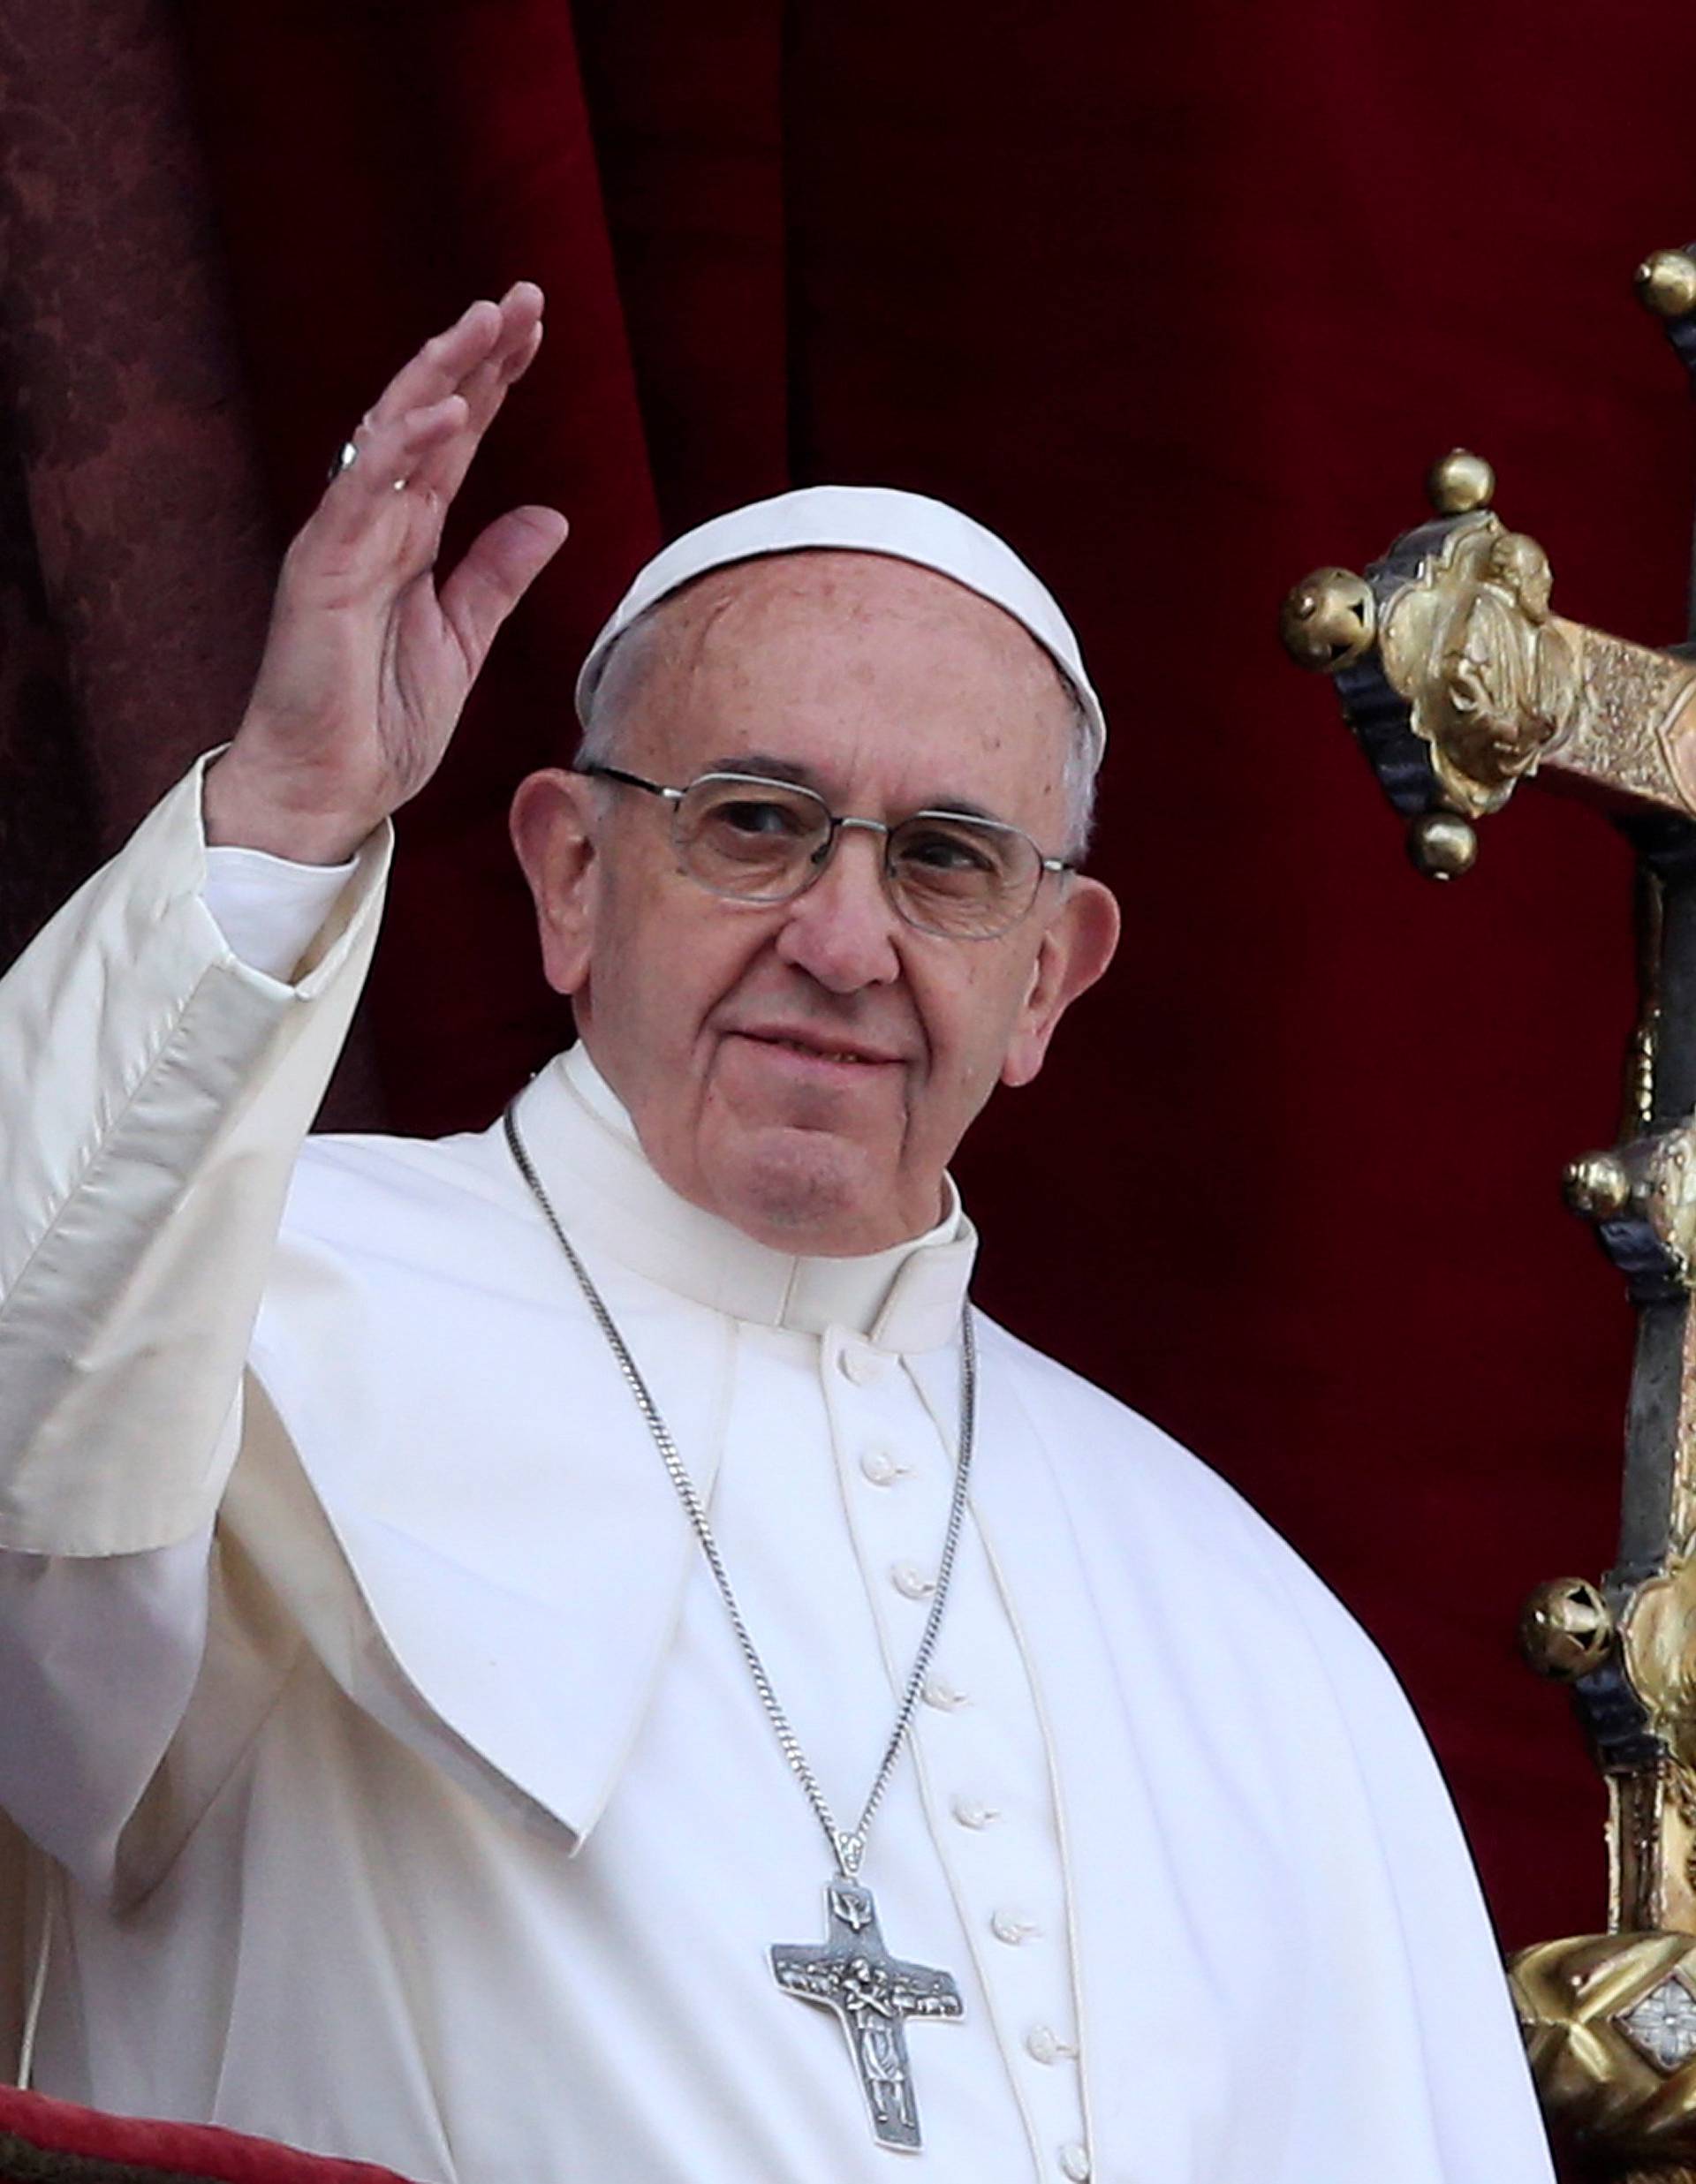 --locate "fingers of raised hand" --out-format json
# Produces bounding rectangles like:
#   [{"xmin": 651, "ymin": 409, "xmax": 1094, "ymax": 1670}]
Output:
[
  {"xmin": 283, "ymin": 286, "xmax": 545, "ymax": 600},
  {"xmin": 405, "ymin": 314, "xmax": 546, "ymax": 506},
  {"xmin": 367, "ymin": 282, "xmax": 542, "ymax": 440},
  {"xmin": 462, "ymin": 310, "xmax": 545, "ymax": 435},
  {"xmin": 307, "ymin": 395, "xmax": 466, "ymax": 565}
]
